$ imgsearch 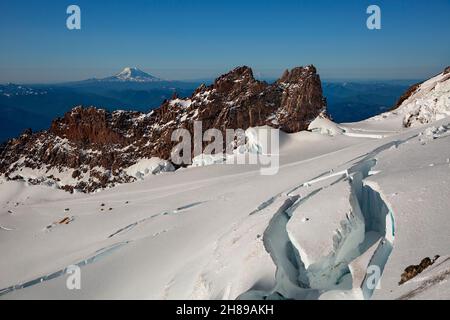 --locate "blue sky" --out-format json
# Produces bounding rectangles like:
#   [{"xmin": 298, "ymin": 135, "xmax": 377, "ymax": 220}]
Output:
[{"xmin": 0, "ymin": 0, "xmax": 449, "ymax": 83}]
